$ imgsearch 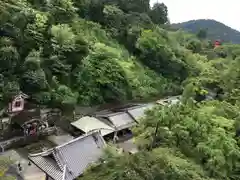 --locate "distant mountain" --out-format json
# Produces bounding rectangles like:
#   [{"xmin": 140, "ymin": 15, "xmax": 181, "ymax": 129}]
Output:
[{"xmin": 172, "ymin": 19, "xmax": 240, "ymax": 44}]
